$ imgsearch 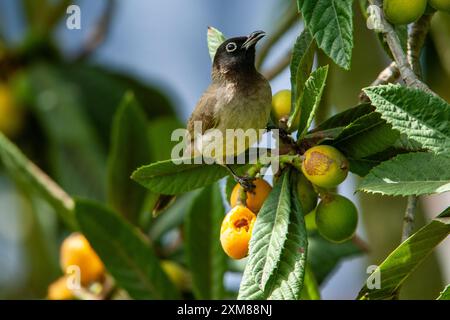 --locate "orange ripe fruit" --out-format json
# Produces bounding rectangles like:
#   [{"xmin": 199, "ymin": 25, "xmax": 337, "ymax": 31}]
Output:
[
  {"xmin": 60, "ymin": 233, "xmax": 105, "ymax": 286},
  {"xmin": 0, "ymin": 83, "xmax": 25, "ymax": 138},
  {"xmin": 47, "ymin": 276, "xmax": 74, "ymax": 300},
  {"xmin": 220, "ymin": 205, "xmax": 256, "ymax": 259},
  {"xmin": 230, "ymin": 178, "xmax": 272, "ymax": 213}
]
